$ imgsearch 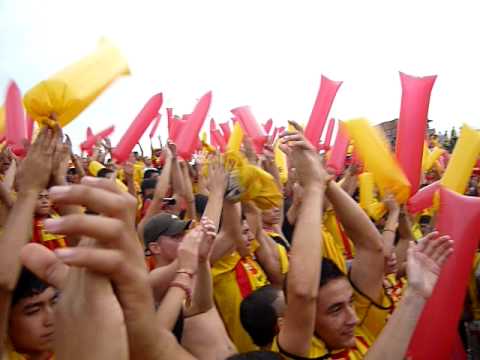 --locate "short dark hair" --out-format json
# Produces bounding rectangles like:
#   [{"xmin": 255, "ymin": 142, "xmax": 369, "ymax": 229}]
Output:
[
  {"xmin": 319, "ymin": 258, "xmax": 346, "ymax": 288},
  {"xmin": 240, "ymin": 285, "xmax": 280, "ymax": 347},
  {"xmin": 144, "ymin": 169, "xmax": 159, "ymax": 179},
  {"xmin": 12, "ymin": 268, "xmax": 49, "ymax": 306},
  {"xmin": 226, "ymin": 351, "xmax": 282, "ymax": 360},
  {"xmin": 194, "ymin": 194, "xmax": 209, "ymax": 217}
]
